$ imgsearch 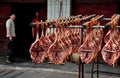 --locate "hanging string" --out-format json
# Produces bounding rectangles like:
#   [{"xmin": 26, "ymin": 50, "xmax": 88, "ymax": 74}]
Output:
[{"xmin": 59, "ymin": 0, "xmax": 63, "ymax": 18}]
